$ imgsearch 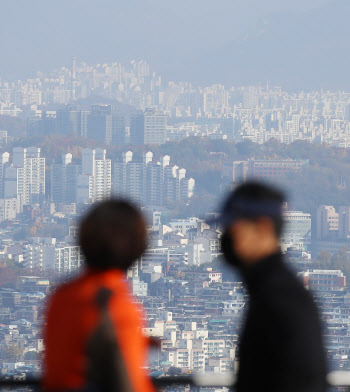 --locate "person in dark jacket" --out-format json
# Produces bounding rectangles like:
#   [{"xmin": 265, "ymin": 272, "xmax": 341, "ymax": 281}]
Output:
[{"xmin": 214, "ymin": 181, "xmax": 327, "ymax": 392}]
